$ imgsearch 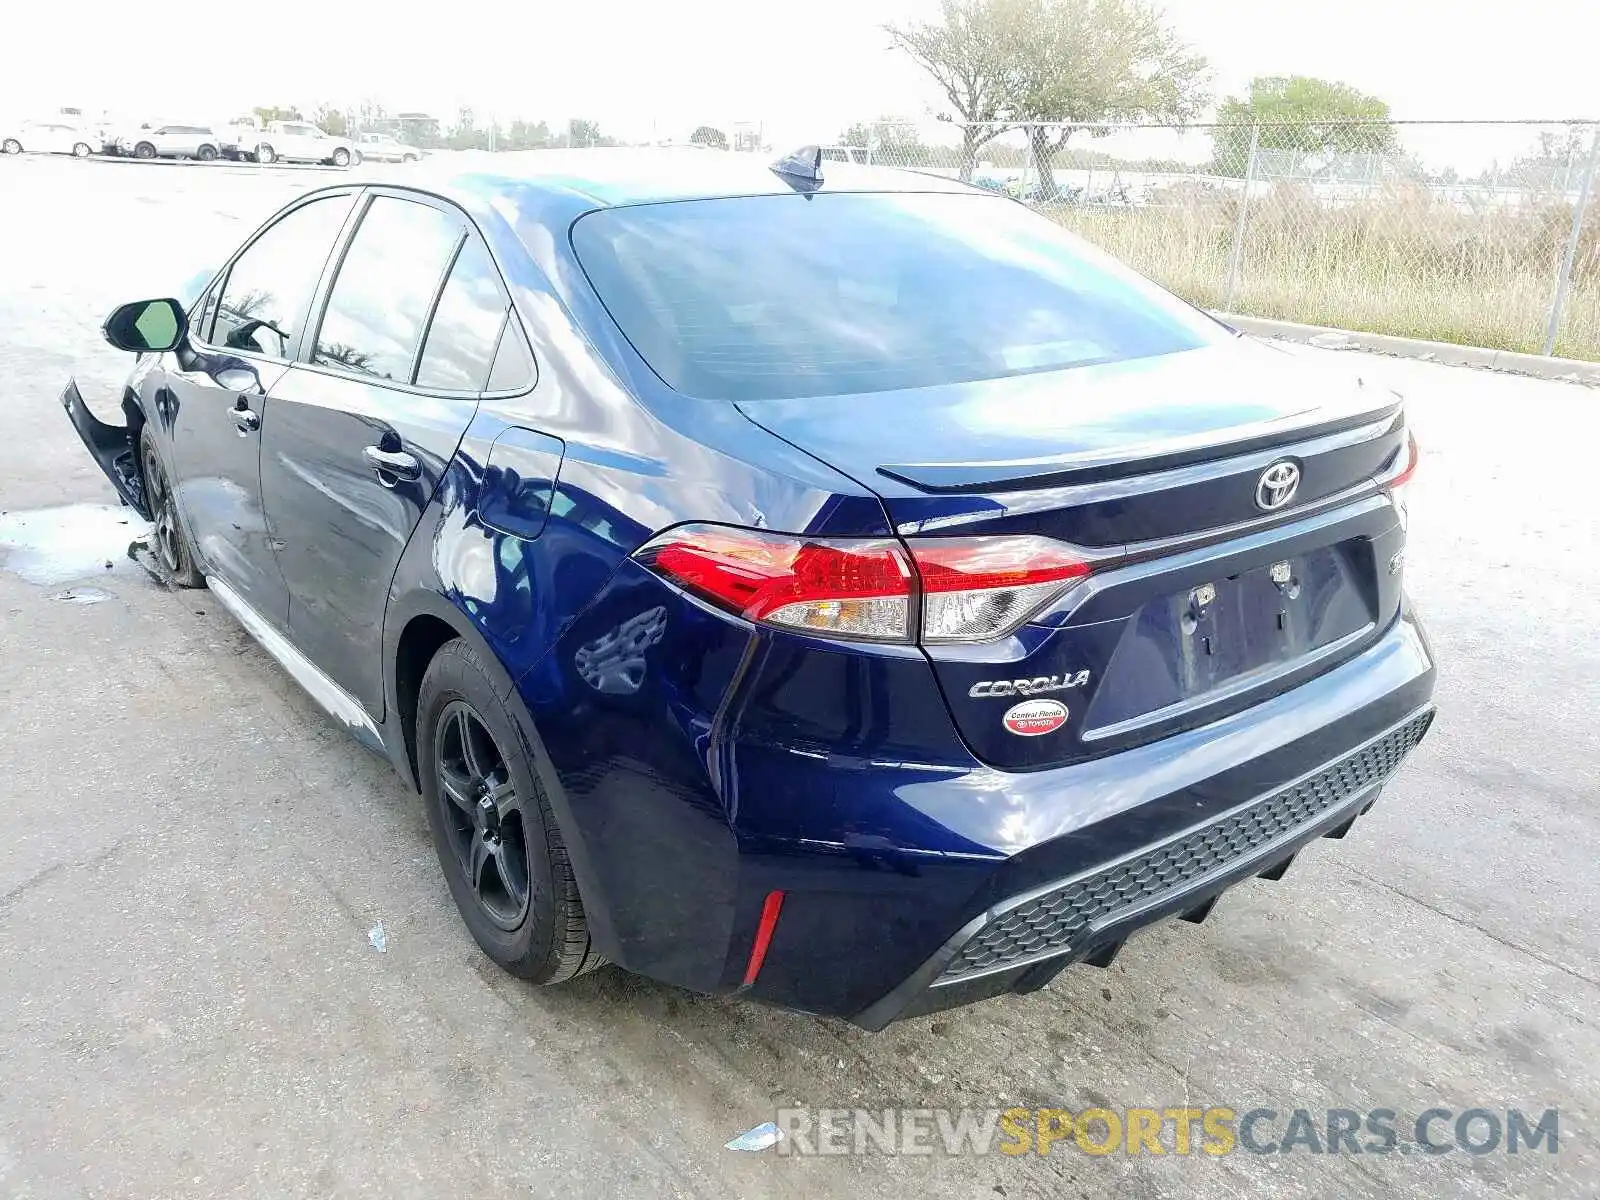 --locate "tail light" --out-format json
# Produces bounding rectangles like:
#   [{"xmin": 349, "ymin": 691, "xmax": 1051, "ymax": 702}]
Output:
[
  {"xmin": 1382, "ymin": 431, "xmax": 1419, "ymax": 528},
  {"xmin": 907, "ymin": 536, "xmax": 1089, "ymax": 642},
  {"xmin": 635, "ymin": 524, "xmax": 1089, "ymax": 644}
]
